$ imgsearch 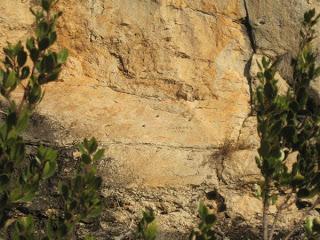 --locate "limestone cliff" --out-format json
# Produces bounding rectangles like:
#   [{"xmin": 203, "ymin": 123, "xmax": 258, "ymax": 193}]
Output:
[{"xmin": 1, "ymin": 0, "xmax": 320, "ymax": 239}]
